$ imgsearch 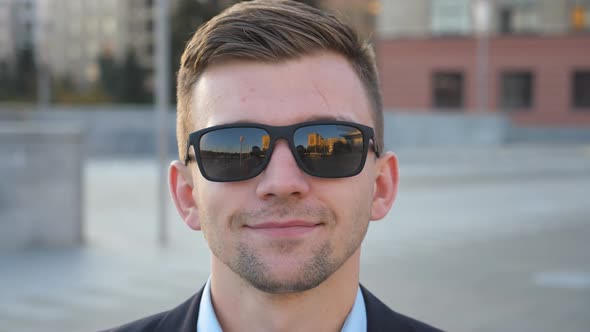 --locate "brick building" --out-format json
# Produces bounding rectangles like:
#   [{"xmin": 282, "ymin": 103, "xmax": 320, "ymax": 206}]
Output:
[{"xmin": 376, "ymin": 0, "xmax": 590, "ymax": 127}]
